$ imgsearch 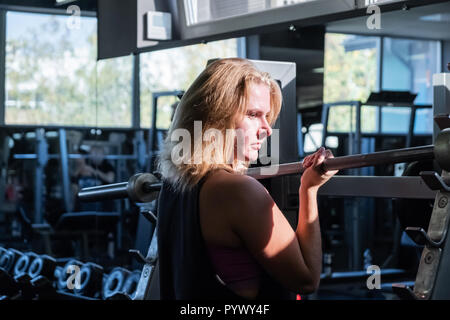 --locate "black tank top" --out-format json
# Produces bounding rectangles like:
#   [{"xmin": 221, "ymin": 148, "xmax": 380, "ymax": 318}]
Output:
[{"xmin": 157, "ymin": 176, "xmax": 295, "ymax": 300}]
